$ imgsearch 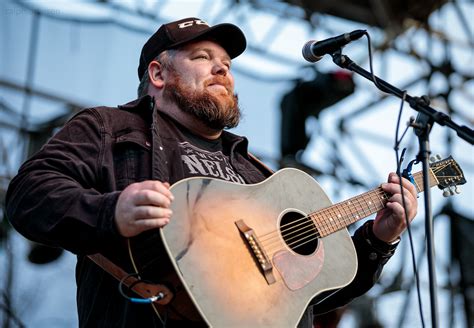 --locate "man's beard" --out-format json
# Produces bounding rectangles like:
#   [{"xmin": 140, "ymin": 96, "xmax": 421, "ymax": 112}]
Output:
[{"xmin": 163, "ymin": 72, "xmax": 241, "ymax": 130}]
